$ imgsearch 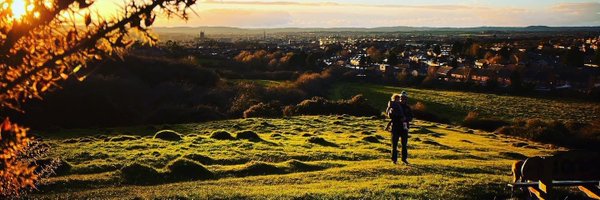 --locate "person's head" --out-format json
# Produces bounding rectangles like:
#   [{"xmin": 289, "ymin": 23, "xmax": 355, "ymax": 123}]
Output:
[
  {"xmin": 400, "ymin": 91, "xmax": 408, "ymax": 104},
  {"xmin": 391, "ymin": 94, "xmax": 401, "ymax": 102}
]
